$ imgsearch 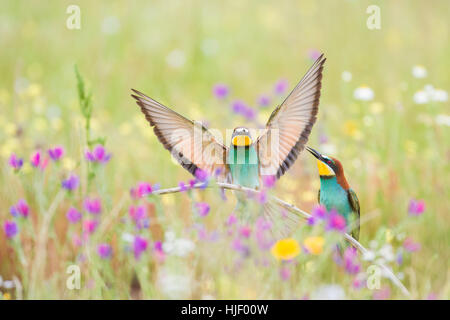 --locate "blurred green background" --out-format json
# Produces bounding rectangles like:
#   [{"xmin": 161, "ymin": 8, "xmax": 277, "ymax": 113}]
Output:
[{"xmin": 0, "ymin": 0, "xmax": 448, "ymax": 299}]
